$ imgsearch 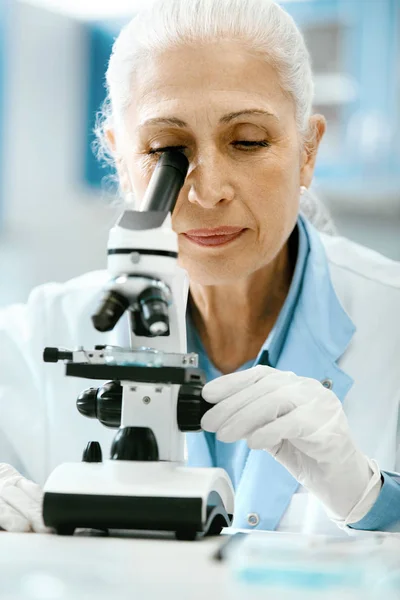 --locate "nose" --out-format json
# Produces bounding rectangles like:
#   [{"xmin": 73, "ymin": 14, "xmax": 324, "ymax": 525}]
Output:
[{"xmin": 185, "ymin": 150, "xmax": 235, "ymax": 209}]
